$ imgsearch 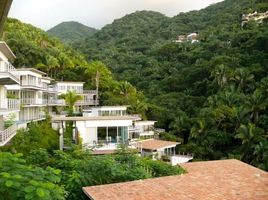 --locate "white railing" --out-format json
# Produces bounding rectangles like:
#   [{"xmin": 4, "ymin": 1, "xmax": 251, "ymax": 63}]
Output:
[
  {"xmin": 48, "ymin": 87, "xmax": 58, "ymax": 93},
  {"xmin": 7, "ymin": 99, "xmax": 20, "ymax": 109},
  {"xmin": 75, "ymin": 99, "xmax": 99, "ymax": 105},
  {"xmin": 21, "ymin": 98, "xmax": 36, "ymax": 105},
  {"xmin": 0, "ymin": 124, "xmax": 18, "ymax": 146},
  {"xmin": 83, "ymin": 90, "xmax": 97, "ymax": 94},
  {"xmin": 0, "ymin": 62, "xmax": 20, "ymax": 82},
  {"xmin": 47, "ymin": 99, "xmax": 65, "ymax": 105},
  {"xmin": 21, "ymin": 81, "xmax": 42, "ymax": 88},
  {"xmin": 21, "ymin": 114, "xmax": 46, "ymax": 122},
  {"xmin": 0, "ymin": 98, "xmax": 20, "ymax": 109}
]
